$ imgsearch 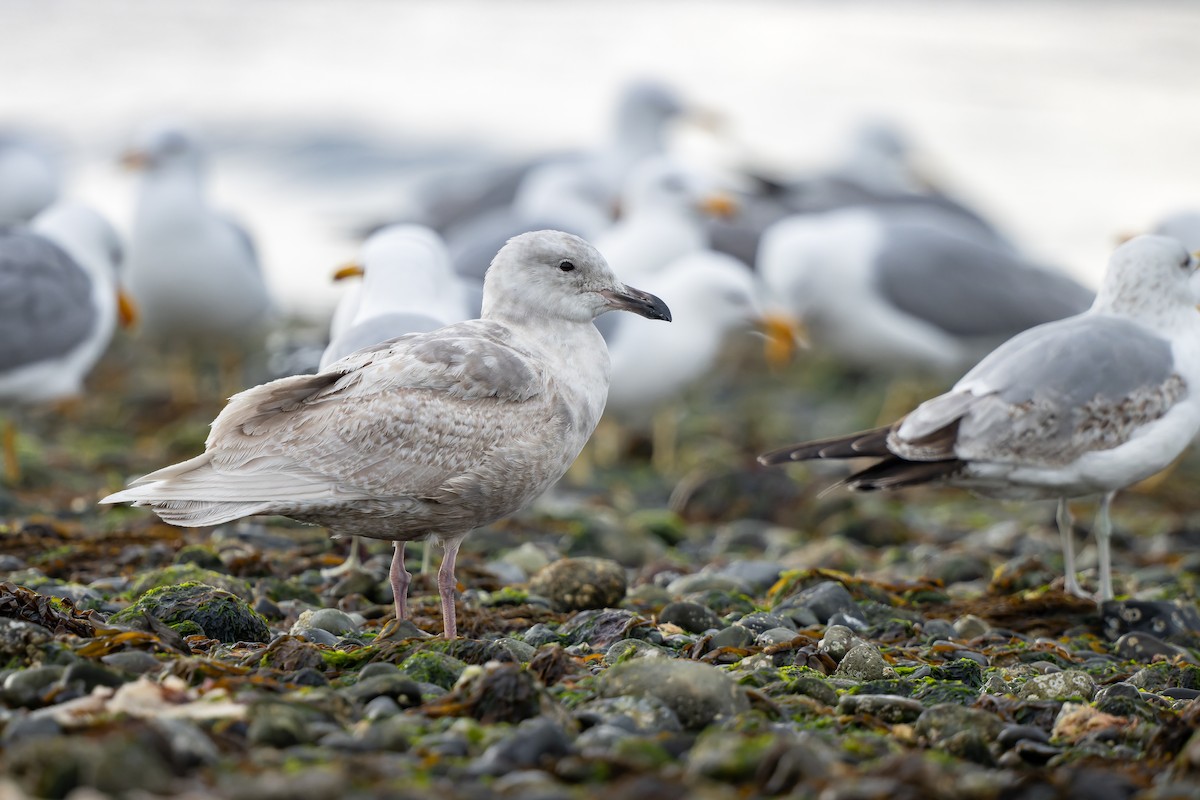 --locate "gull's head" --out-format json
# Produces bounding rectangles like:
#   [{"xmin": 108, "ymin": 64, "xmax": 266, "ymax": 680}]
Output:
[
  {"xmin": 121, "ymin": 123, "xmax": 205, "ymax": 174},
  {"xmin": 620, "ymin": 157, "xmax": 737, "ymax": 220},
  {"xmin": 1096, "ymin": 234, "xmax": 1199, "ymax": 320},
  {"xmin": 353, "ymin": 224, "xmax": 463, "ymax": 321},
  {"xmin": 483, "ymin": 230, "xmax": 671, "ymax": 325}
]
